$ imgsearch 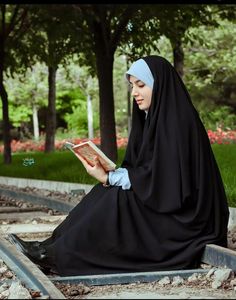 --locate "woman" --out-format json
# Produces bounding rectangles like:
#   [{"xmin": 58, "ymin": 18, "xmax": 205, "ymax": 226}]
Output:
[{"xmin": 9, "ymin": 55, "xmax": 229, "ymax": 276}]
